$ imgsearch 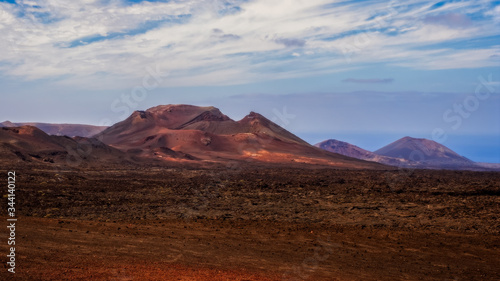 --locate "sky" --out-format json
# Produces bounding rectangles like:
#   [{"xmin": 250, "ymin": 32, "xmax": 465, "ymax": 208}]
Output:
[{"xmin": 0, "ymin": 0, "xmax": 499, "ymax": 162}]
